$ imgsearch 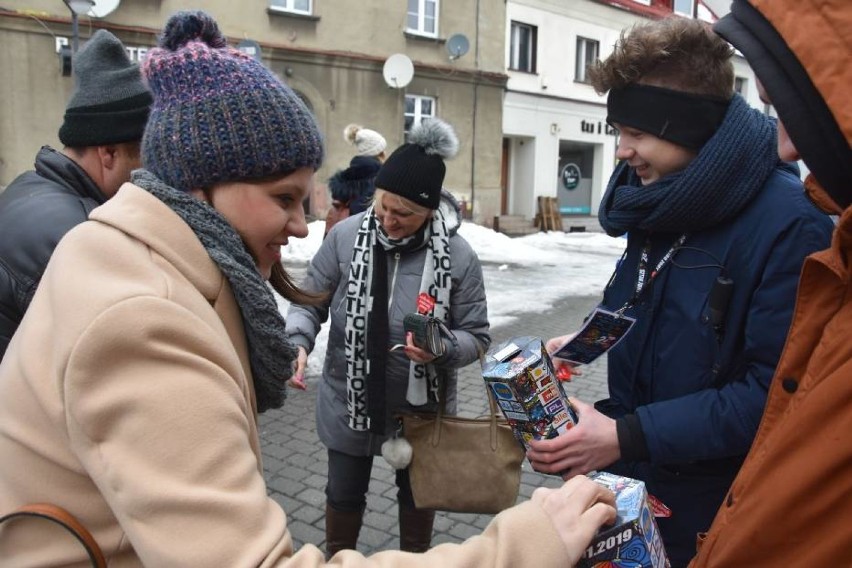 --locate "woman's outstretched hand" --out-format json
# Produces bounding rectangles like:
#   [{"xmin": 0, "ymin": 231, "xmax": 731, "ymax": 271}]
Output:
[
  {"xmin": 531, "ymin": 475, "xmax": 617, "ymax": 565},
  {"xmin": 287, "ymin": 346, "xmax": 308, "ymax": 390}
]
